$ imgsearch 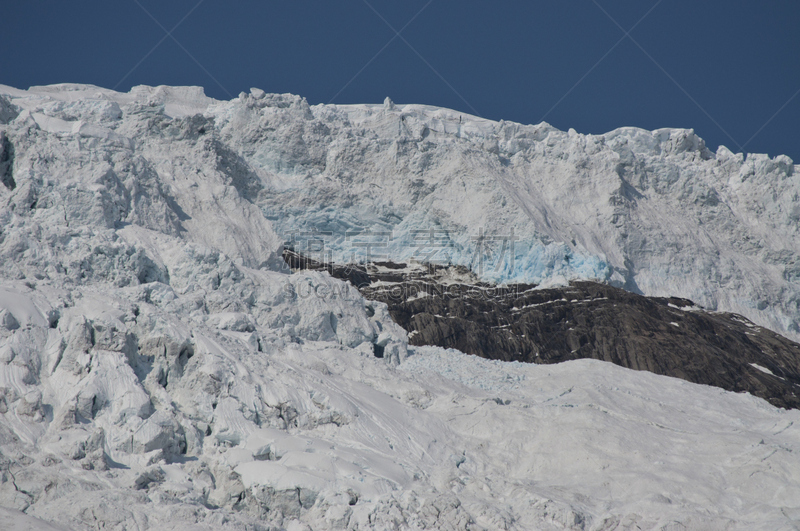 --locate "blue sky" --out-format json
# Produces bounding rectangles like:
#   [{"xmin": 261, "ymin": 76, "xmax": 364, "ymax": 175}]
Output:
[{"xmin": 2, "ymin": 1, "xmax": 798, "ymax": 160}]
